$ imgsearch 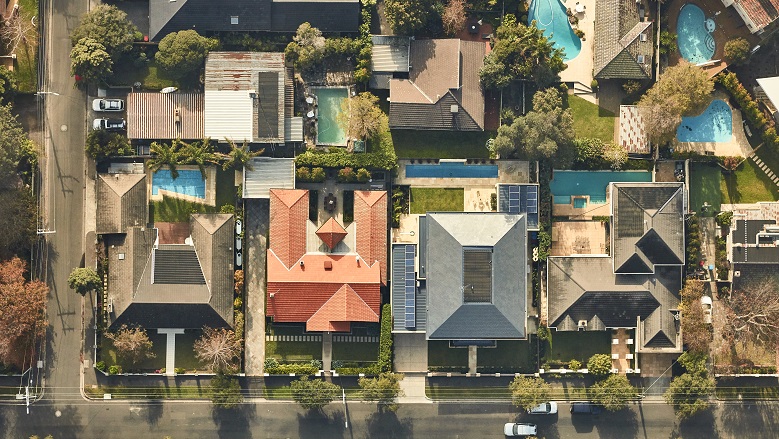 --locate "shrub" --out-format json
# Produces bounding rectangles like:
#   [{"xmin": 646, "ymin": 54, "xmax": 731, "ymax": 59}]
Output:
[
  {"xmin": 716, "ymin": 211, "xmax": 733, "ymax": 228},
  {"xmin": 717, "ymin": 72, "xmax": 778, "ymax": 150},
  {"xmin": 175, "ymin": 367, "xmax": 186, "ymax": 374},
  {"xmin": 265, "ymin": 363, "xmax": 319, "ymax": 375},
  {"xmin": 377, "ymin": 303, "xmax": 393, "ymax": 373},
  {"xmin": 296, "ymin": 166, "xmax": 311, "ymax": 181},
  {"xmin": 220, "ymin": 204, "xmax": 235, "ymax": 214},
  {"xmin": 586, "ymin": 354, "xmax": 612, "ymax": 376},
  {"xmin": 356, "ymin": 168, "xmax": 371, "ymax": 183},
  {"xmin": 310, "ymin": 167, "xmax": 326, "ymax": 182},
  {"xmin": 96, "ymin": 361, "xmax": 106, "ymax": 372},
  {"xmin": 574, "ymin": 29, "xmax": 585, "ymax": 39},
  {"xmin": 490, "ymin": 193, "xmax": 497, "ymax": 211},
  {"xmin": 590, "ymin": 79, "xmax": 598, "ymax": 92},
  {"xmin": 234, "ymin": 311, "xmax": 244, "ymax": 341},
  {"xmin": 568, "ymin": 359, "xmax": 582, "ymax": 371},
  {"xmin": 233, "ymin": 297, "xmax": 242, "ymax": 310},
  {"xmin": 109, "ymin": 365, "xmax": 121, "ymax": 375},
  {"xmin": 264, "ymin": 358, "xmax": 279, "ymax": 370},
  {"xmin": 337, "ymin": 167, "xmax": 357, "ymax": 183},
  {"xmin": 724, "ymin": 38, "xmax": 751, "ymax": 65}
]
